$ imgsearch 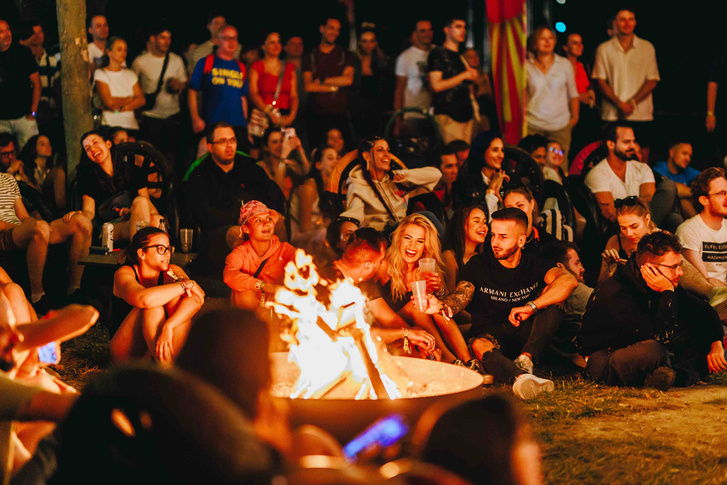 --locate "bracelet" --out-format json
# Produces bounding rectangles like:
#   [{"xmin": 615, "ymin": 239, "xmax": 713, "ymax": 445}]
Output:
[
  {"xmin": 526, "ymin": 301, "xmax": 538, "ymax": 313},
  {"xmin": 708, "ymin": 111, "xmax": 715, "ymax": 117},
  {"xmin": 403, "ymin": 328, "xmax": 411, "ymax": 354},
  {"xmin": 438, "ymin": 303, "xmax": 453, "ymax": 320},
  {"xmin": 178, "ymin": 280, "xmax": 187, "ymax": 291}
]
